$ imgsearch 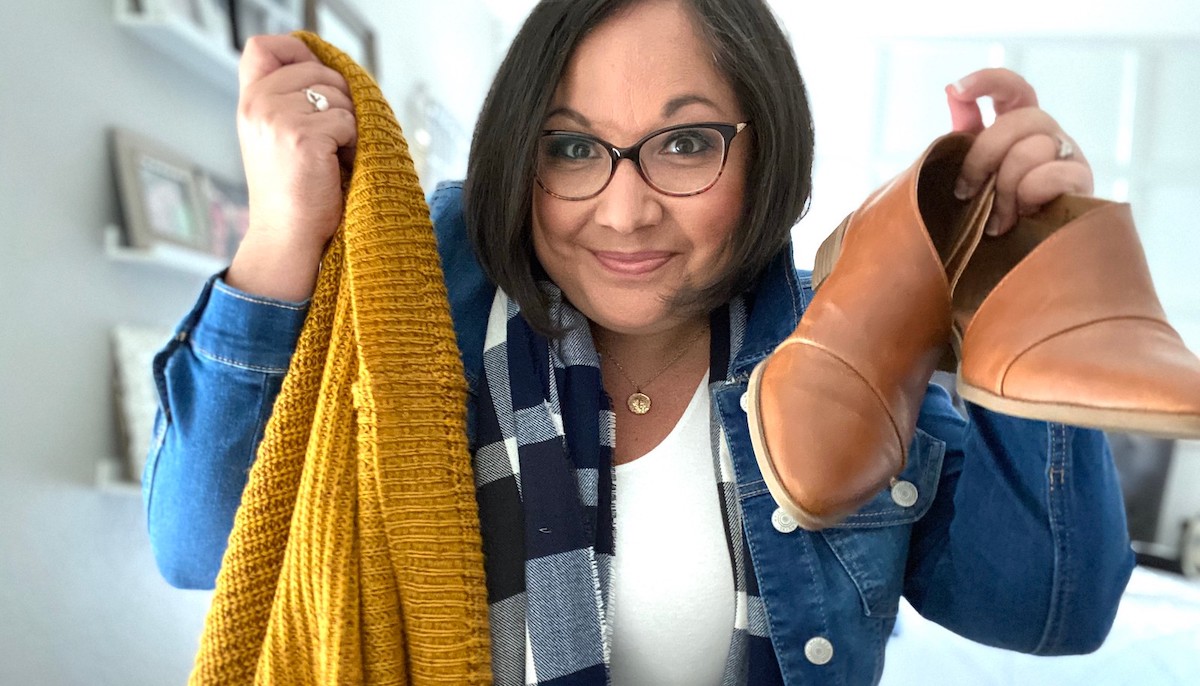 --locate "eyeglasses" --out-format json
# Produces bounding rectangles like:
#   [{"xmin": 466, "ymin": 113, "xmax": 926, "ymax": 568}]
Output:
[{"xmin": 535, "ymin": 121, "xmax": 750, "ymax": 201}]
